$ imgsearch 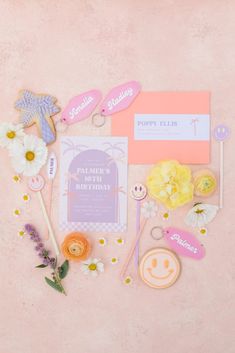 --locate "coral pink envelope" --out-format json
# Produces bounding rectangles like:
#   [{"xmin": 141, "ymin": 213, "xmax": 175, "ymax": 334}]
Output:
[
  {"xmin": 111, "ymin": 92, "xmax": 210, "ymax": 164},
  {"xmin": 164, "ymin": 227, "xmax": 205, "ymax": 260}
]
